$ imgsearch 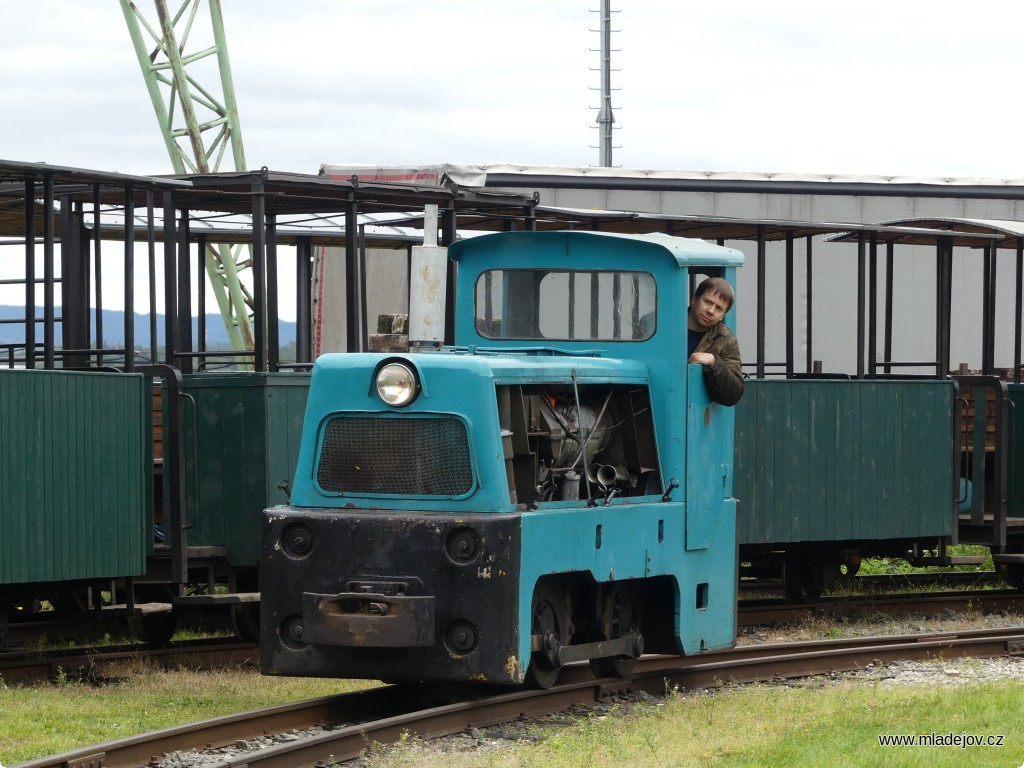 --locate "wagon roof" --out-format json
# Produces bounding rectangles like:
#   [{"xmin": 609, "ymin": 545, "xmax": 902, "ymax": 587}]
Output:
[{"xmin": 448, "ymin": 229, "xmax": 744, "ymax": 269}]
